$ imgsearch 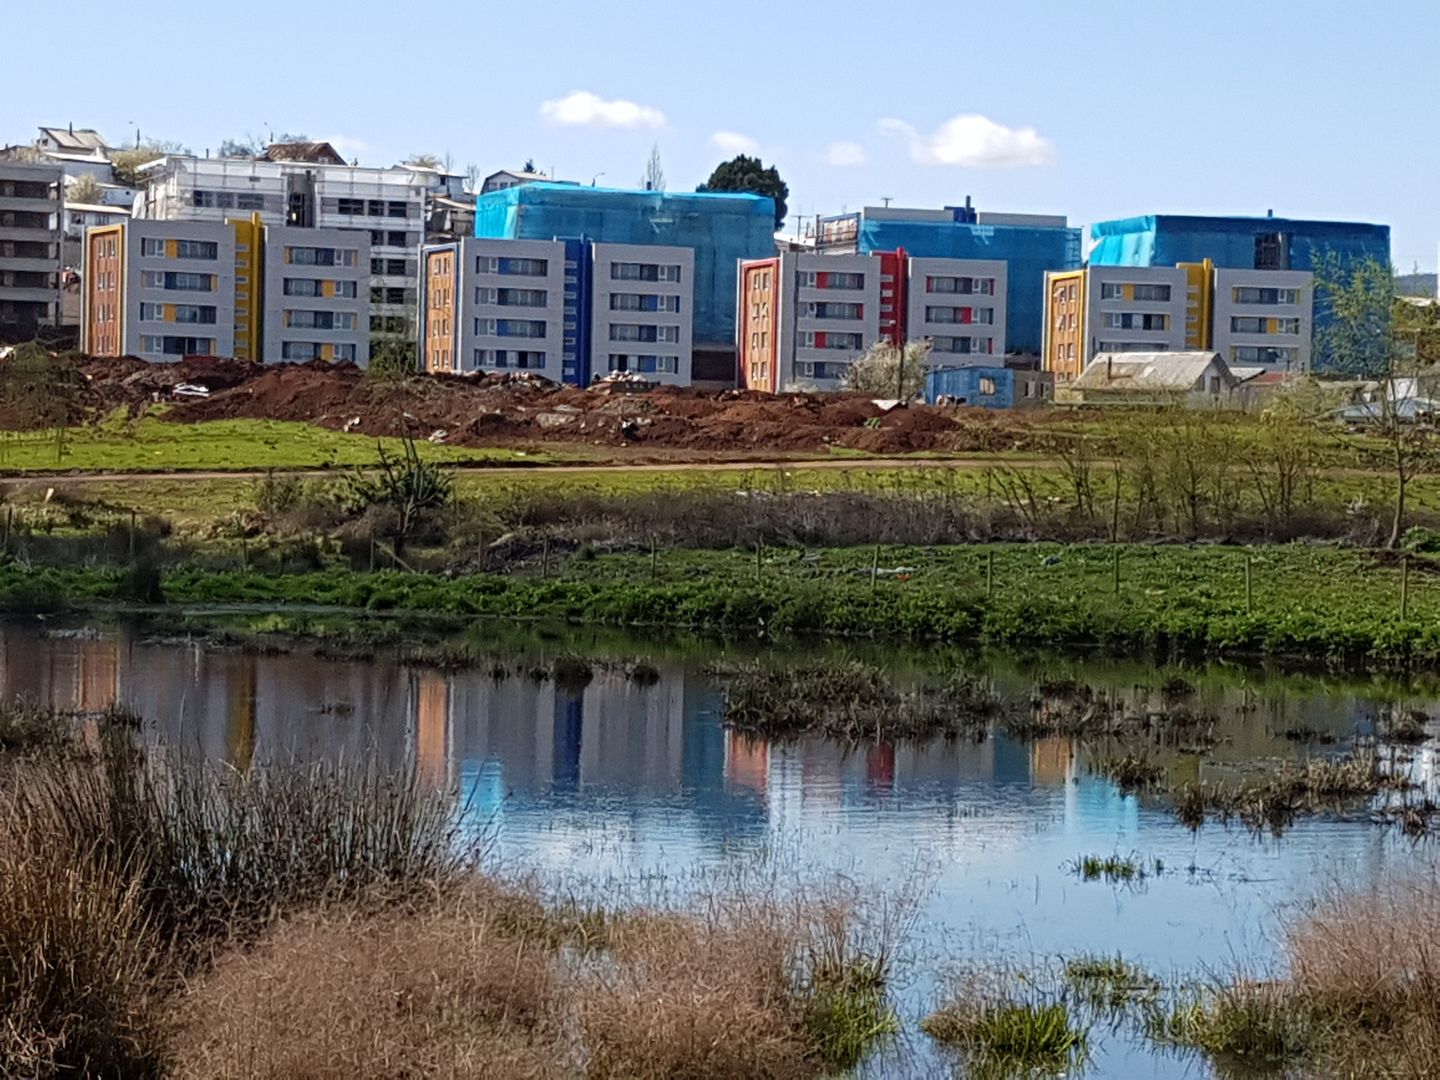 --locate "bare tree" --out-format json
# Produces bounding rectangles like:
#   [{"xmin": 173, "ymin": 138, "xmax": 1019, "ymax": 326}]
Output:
[
  {"xmin": 464, "ymin": 163, "xmax": 482, "ymax": 193},
  {"xmin": 65, "ymin": 175, "xmax": 103, "ymax": 205},
  {"xmin": 405, "ymin": 153, "xmax": 442, "ymax": 170},
  {"xmin": 642, "ymin": 144, "xmax": 665, "ymax": 191}
]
